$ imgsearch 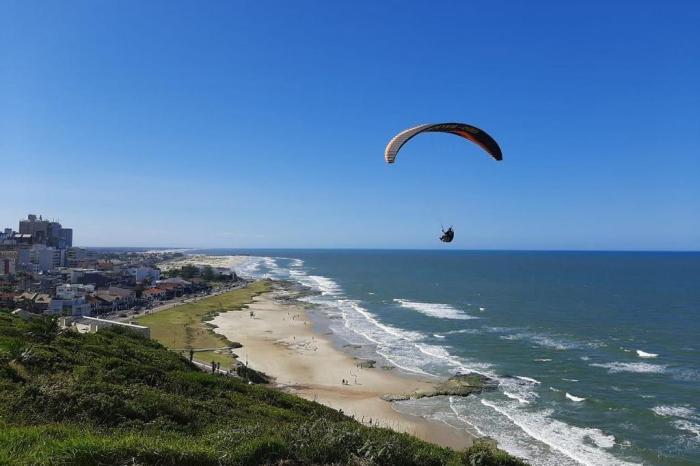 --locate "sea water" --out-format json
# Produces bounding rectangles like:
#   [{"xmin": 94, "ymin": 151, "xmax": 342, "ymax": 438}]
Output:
[{"xmin": 195, "ymin": 249, "xmax": 700, "ymax": 466}]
